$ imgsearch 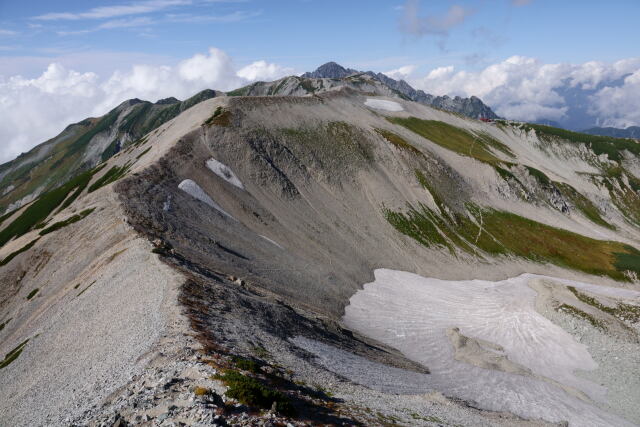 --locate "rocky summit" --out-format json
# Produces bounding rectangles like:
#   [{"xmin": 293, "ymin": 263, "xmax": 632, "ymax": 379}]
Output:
[{"xmin": 1, "ymin": 69, "xmax": 640, "ymax": 427}]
